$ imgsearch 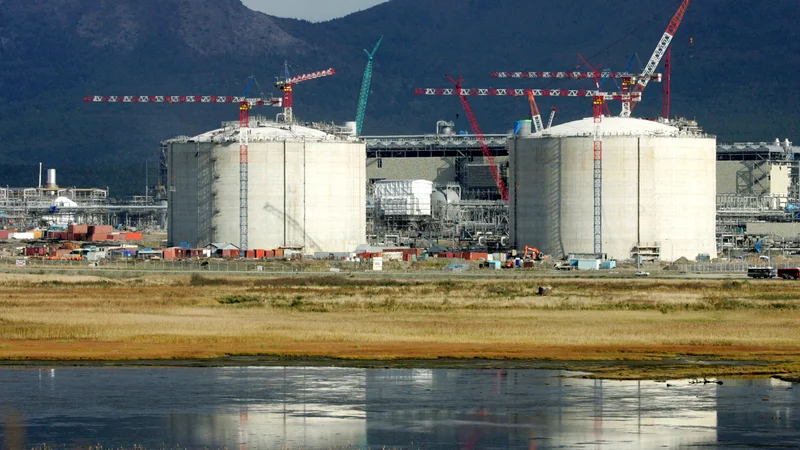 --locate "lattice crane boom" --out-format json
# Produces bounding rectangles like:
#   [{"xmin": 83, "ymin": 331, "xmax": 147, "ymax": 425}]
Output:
[
  {"xmin": 547, "ymin": 107, "xmax": 558, "ymax": 129},
  {"xmin": 356, "ymin": 37, "xmax": 383, "ymax": 136},
  {"xmin": 621, "ymin": 0, "xmax": 691, "ymax": 117},
  {"xmin": 491, "ymin": 71, "xmax": 661, "ymax": 81},
  {"xmin": 414, "ymin": 87, "xmax": 642, "ymax": 102},
  {"xmin": 526, "ymin": 91, "xmax": 544, "ymax": 133},
  {"xmin": 444, "ymin": 75, "xmax": 509, "ymax": 202},
  {"xmin": 84, "ymin": 95, "xmax": 281, "ymax": 105}
]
